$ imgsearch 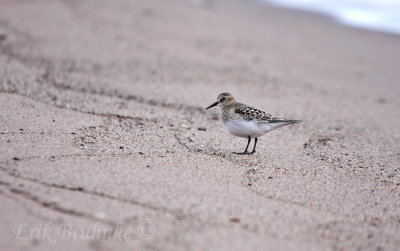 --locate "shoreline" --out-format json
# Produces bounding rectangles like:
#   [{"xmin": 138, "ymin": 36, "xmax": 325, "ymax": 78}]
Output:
[{"xmin": 259, "ymin": 0, "xmax": 400, "ymax": 36}]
